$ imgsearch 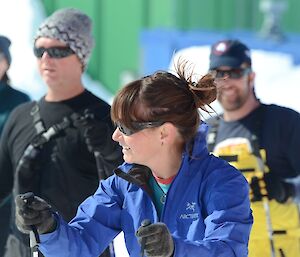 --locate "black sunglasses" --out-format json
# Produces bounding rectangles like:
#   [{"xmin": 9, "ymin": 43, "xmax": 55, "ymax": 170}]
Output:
[
  {"xmin": 33, "ymin": 46, "xmax": 75, "ymax": 59},
  {"xmin": 213, "ymin": 68, "xmax": 251, "ymax": 79},
  {"xmin": 116, "ymin": 121, "xmax": 165, "ymax": 136}
]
